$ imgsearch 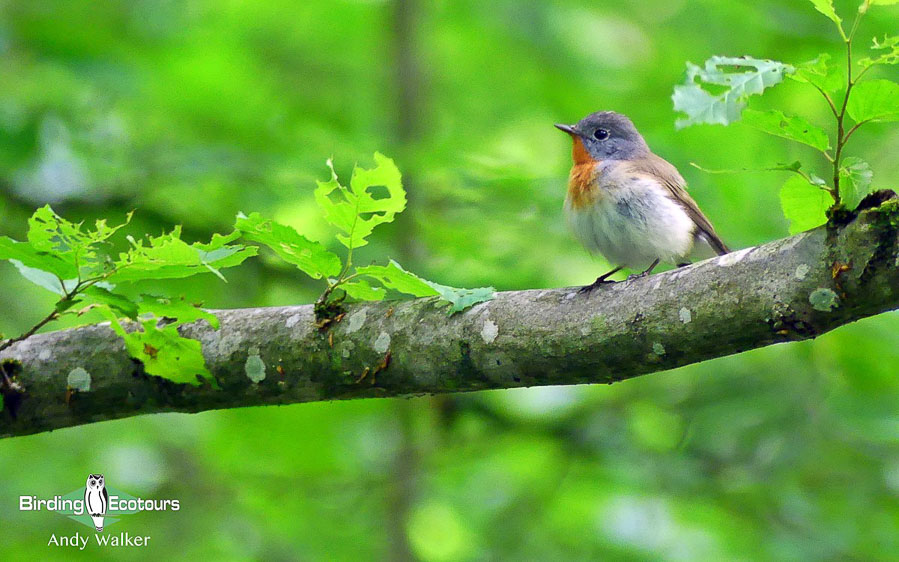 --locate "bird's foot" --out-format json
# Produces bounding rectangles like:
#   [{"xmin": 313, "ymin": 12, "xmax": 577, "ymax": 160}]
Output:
[
  {"xmin": 625, "ymin": 259, "xmax": 661, "ymax": 284},
  {"xmin": 578, "ymin": 276, "xmax": 616, "ymax": 294},
  {"xmin": 625, "ymin": 271, "xmax": 650, "ymax": 284}
]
